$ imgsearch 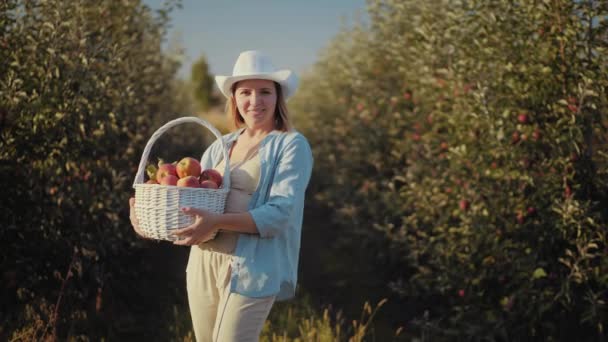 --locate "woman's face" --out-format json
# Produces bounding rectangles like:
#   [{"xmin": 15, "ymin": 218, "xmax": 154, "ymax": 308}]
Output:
[{"xmin": 234, "ymin": 79, "xmax": 278, "ymax": 131}]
